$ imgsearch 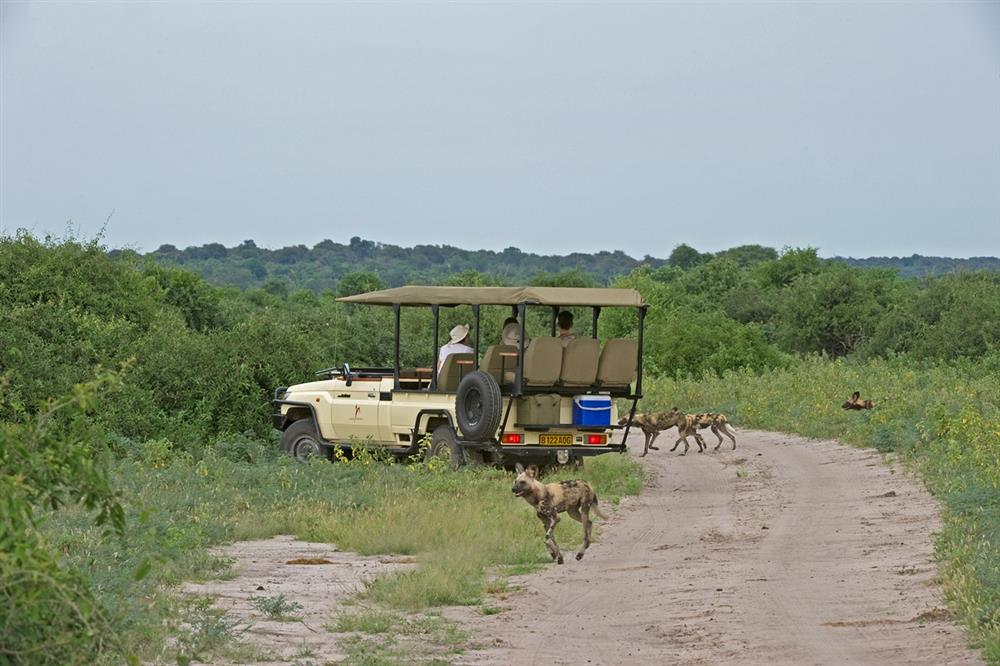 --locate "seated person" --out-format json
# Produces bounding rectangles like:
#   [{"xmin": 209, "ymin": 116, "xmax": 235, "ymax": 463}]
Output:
[
  {"xmin": 501, "ymin": 316, "xmax": 529, "ymax": 348},
  {"xmin": 557, "ymin": 310, "xmax": 576, "ymax": 348},
  {"xmin": 438, "ymin": 324, "xmax": 474, "ymax": 373}
]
